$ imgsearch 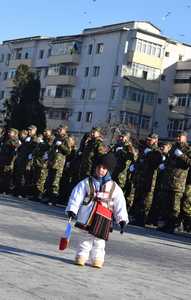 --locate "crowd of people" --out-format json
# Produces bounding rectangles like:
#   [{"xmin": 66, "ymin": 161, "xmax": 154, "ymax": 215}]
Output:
[{"xmin": 0, "ymin": 124, "xmax": 191, "ymax": 235}]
